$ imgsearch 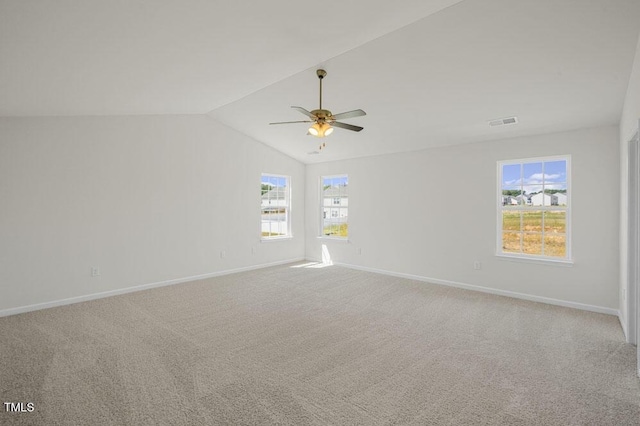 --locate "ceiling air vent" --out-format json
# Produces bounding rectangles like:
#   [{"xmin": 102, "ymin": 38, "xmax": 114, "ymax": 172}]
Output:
[{"xmin": 488, "ymin": 116, "xmax": 518, "ymax": 127}]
